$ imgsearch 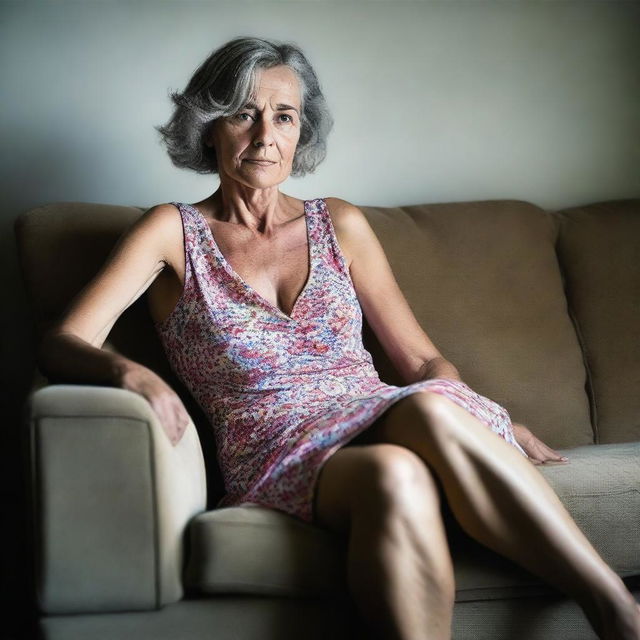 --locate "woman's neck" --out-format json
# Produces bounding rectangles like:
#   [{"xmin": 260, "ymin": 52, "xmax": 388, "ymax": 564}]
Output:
[{"xmin": 209, "ymin": 182, "xmax": 291, "ymax": 235}]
